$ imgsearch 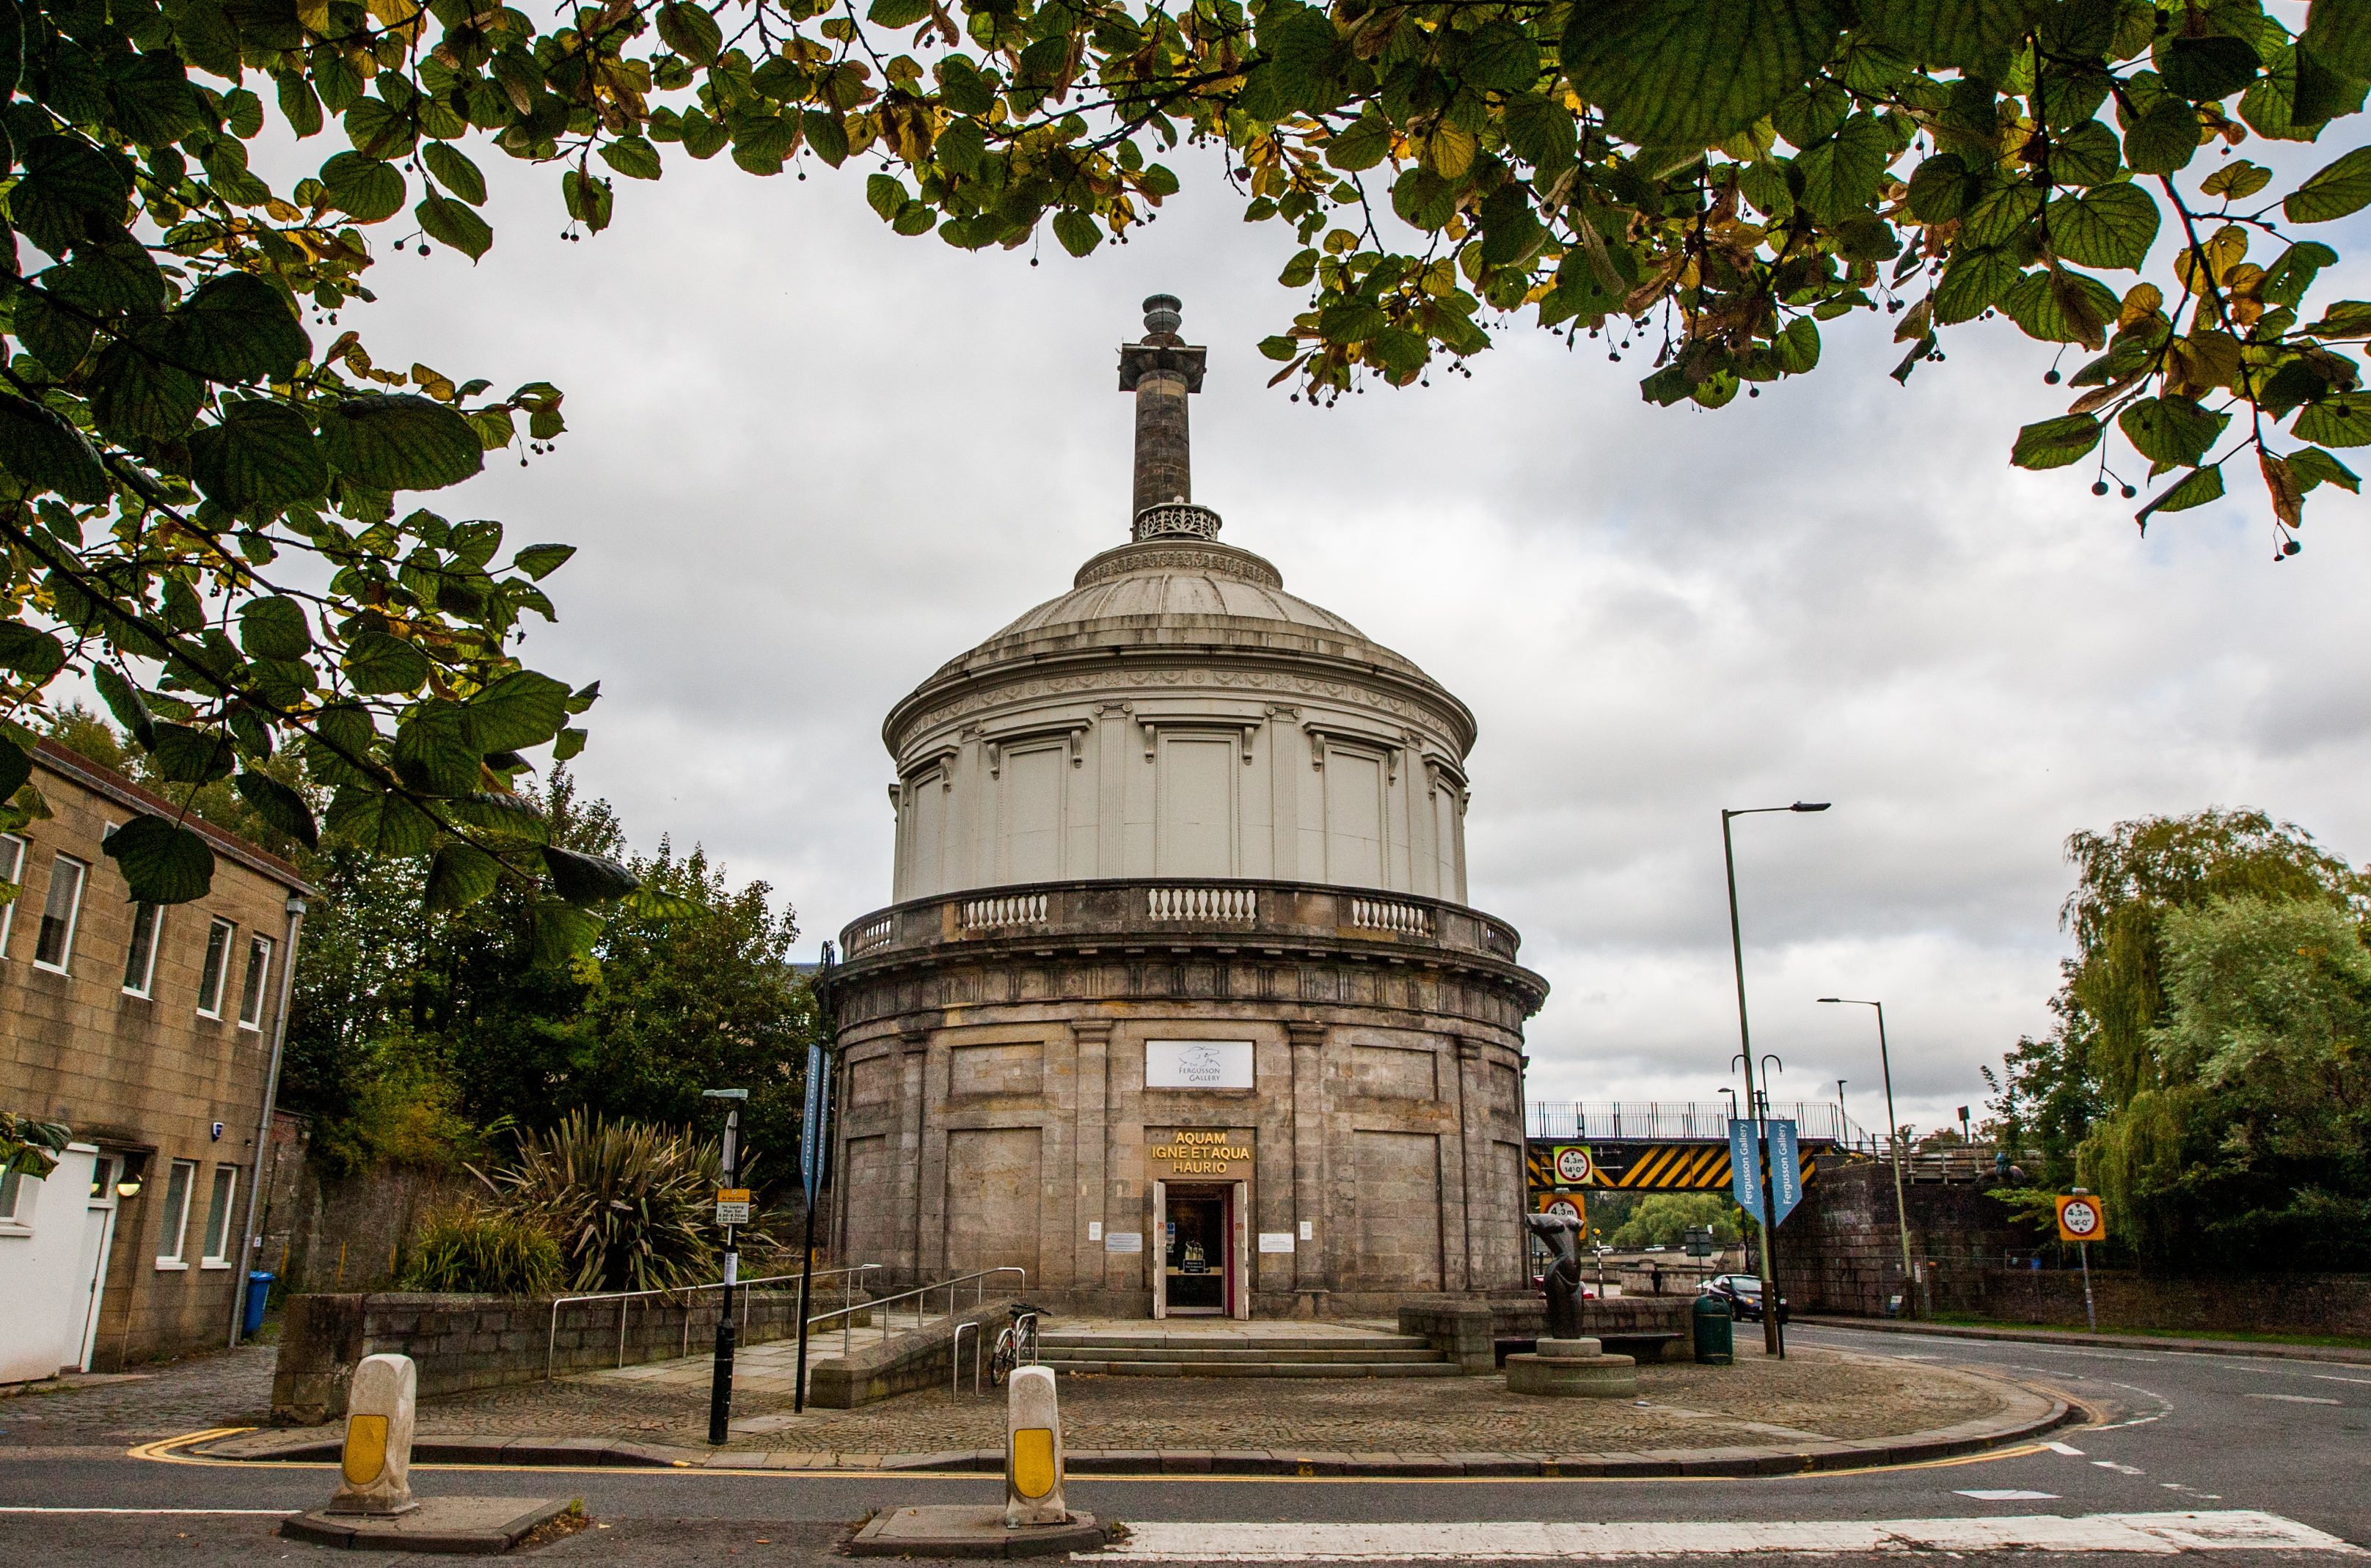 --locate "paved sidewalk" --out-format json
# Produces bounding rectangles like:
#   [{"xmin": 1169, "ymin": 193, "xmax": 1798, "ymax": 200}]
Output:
[{"xmin": 0, "ymin": 1344, "xmax": 276, "ymax": 1451}]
